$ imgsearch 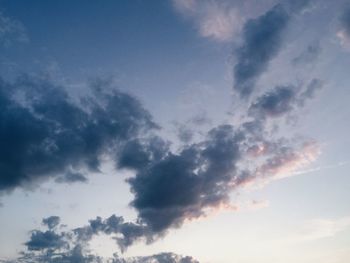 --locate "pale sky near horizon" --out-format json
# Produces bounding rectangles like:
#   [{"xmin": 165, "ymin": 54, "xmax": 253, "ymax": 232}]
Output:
[{"xmin": 0, "ymin": 1, "xmax": 349, "ymax": 263}]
